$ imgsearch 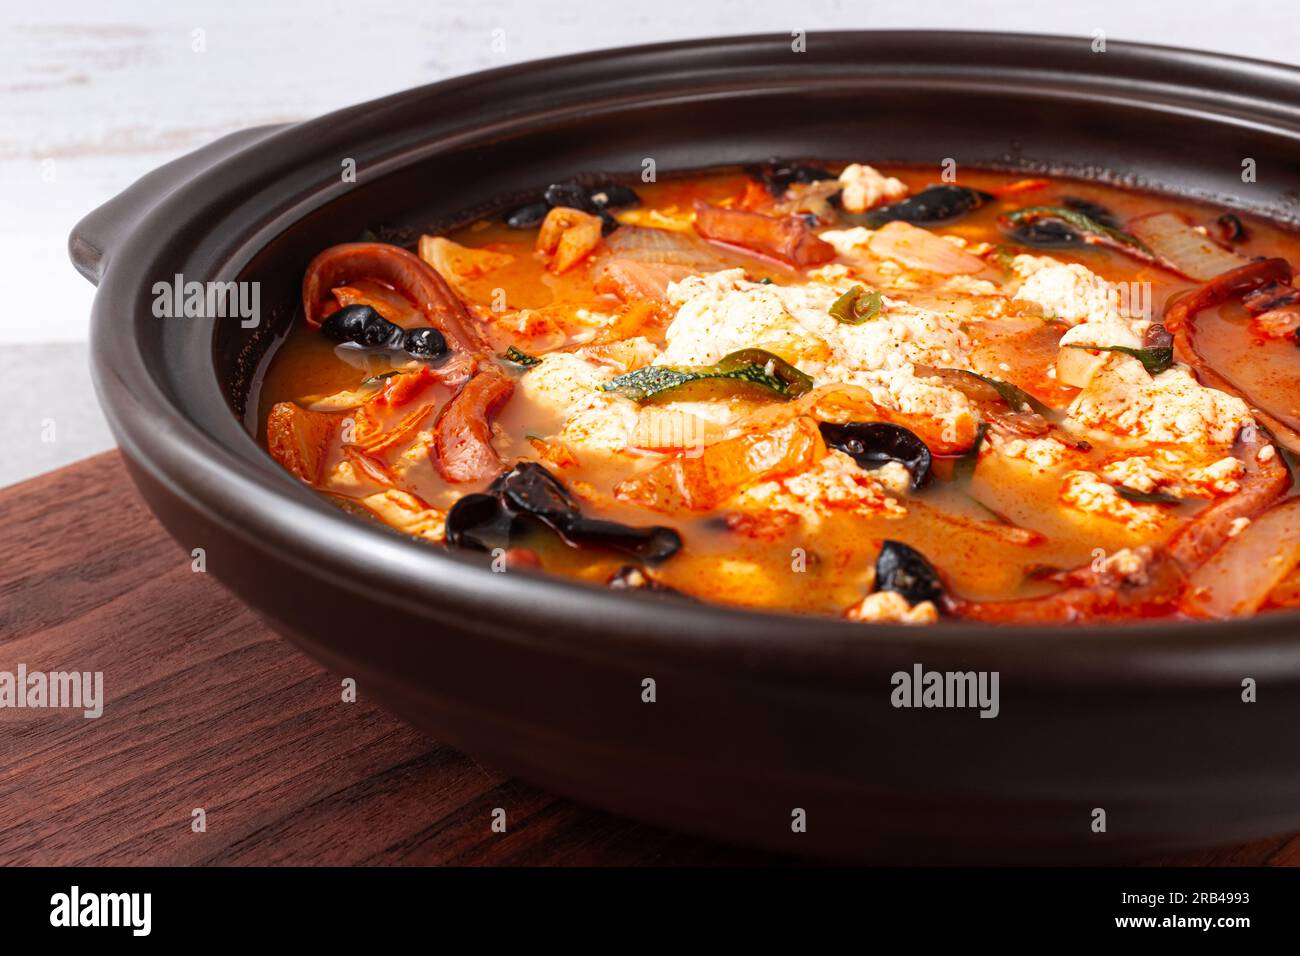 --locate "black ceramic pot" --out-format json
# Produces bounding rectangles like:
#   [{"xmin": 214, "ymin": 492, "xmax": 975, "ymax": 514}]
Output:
[{"xmin": 71, "ymin": 32, "xmax": 1300, "ymax": 862}]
